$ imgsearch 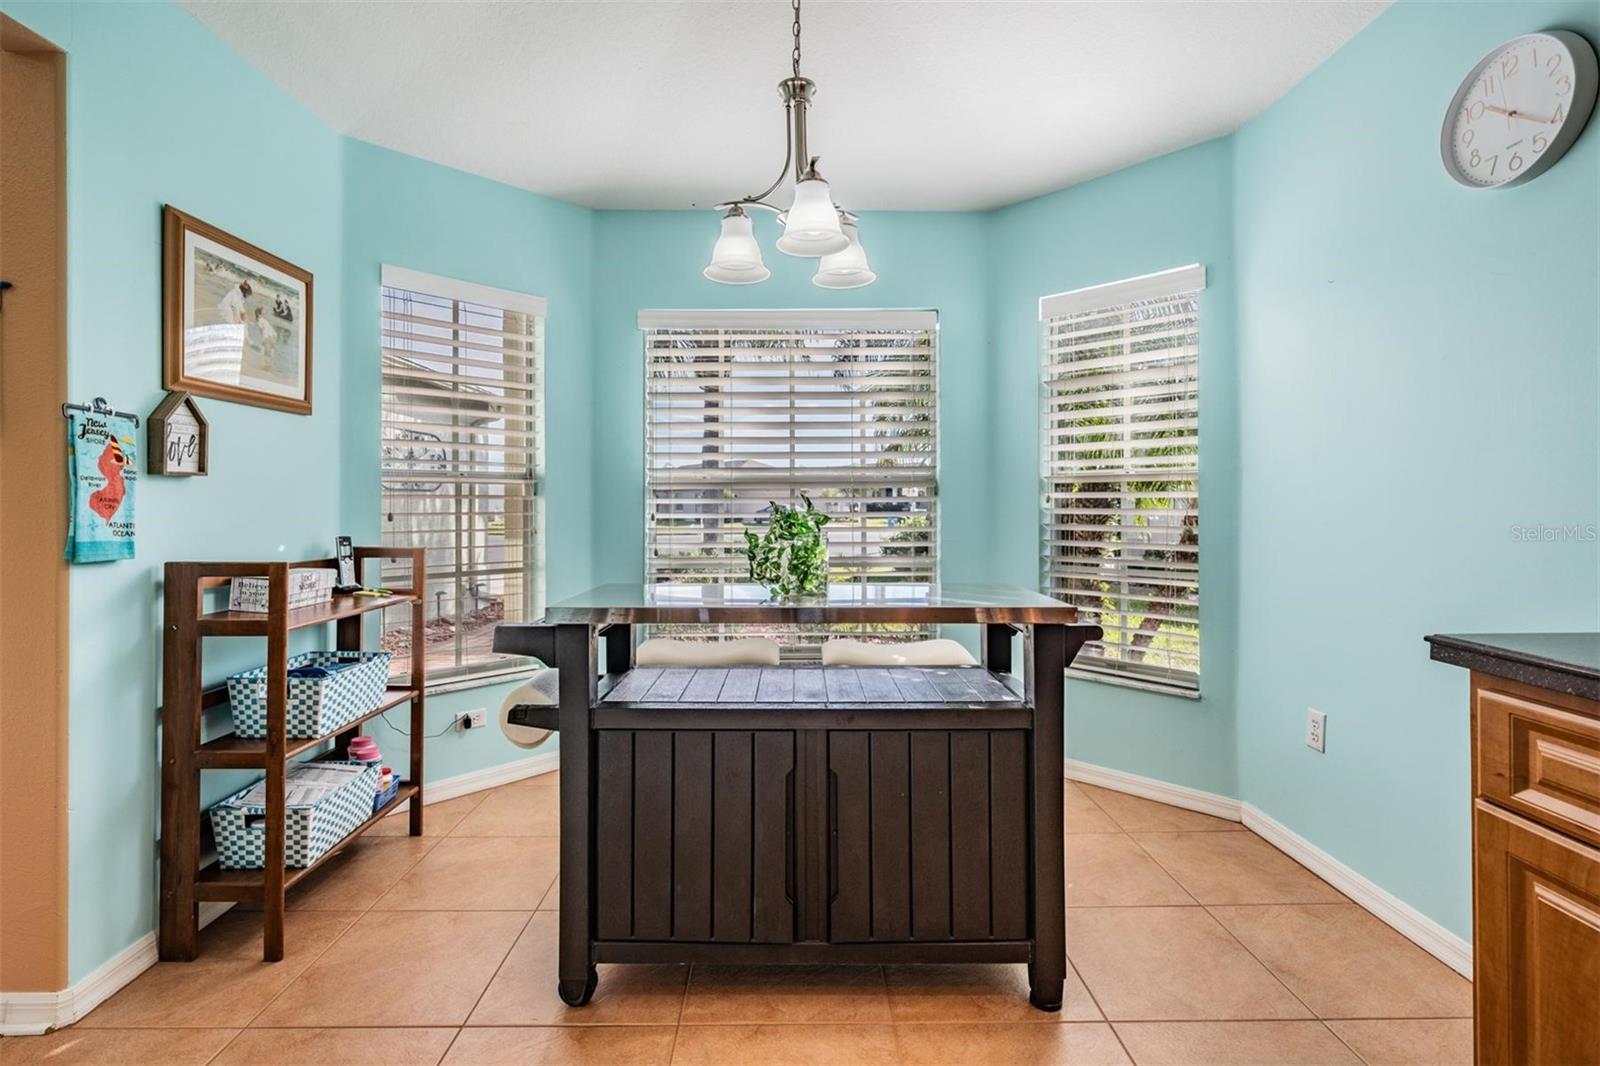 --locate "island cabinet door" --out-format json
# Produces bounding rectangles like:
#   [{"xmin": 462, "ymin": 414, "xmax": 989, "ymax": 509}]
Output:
[
  {"xmin": 1474, "ymin": 800, "xmax": 1600, "ymax": 1066},
  {"xmin": 828, "ymin": 730, "xmax": 1029, "ymax": 944},
  {"xmin": 595, "ymin": 729, "xmax": 796, "ymax": 944}
]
